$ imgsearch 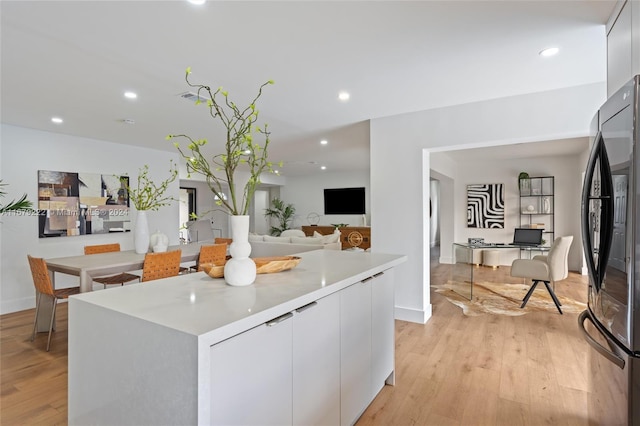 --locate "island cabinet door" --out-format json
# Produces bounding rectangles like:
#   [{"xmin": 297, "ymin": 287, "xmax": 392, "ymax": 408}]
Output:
[
  {"xmin": 371, "ymin": 269, "xmax": 395, "ymax": 395},
  {"xmin": 209, "ymin": 313, "xmax": 293, "ymax": 426},
  {"xmin": 340, "ymin": 278, "xmax": 373, "ymax": 426},
  {"xmin": 292, "ymin": 292, "xmax": 341, "ymax": 425}
]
